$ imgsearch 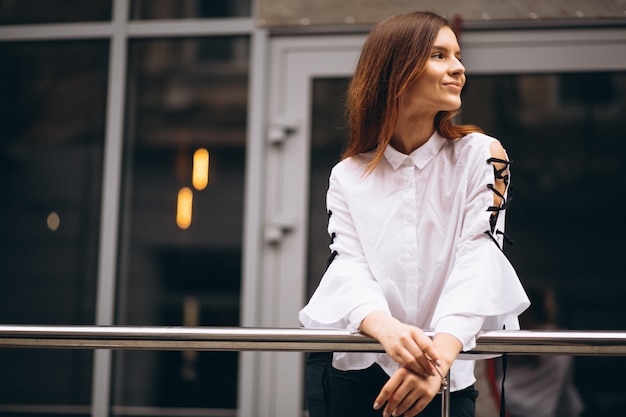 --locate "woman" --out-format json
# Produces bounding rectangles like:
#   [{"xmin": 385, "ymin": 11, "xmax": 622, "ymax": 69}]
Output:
[{"xmin": 300, "ymin": 10, "xmax": 529, "ymax": 417}]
